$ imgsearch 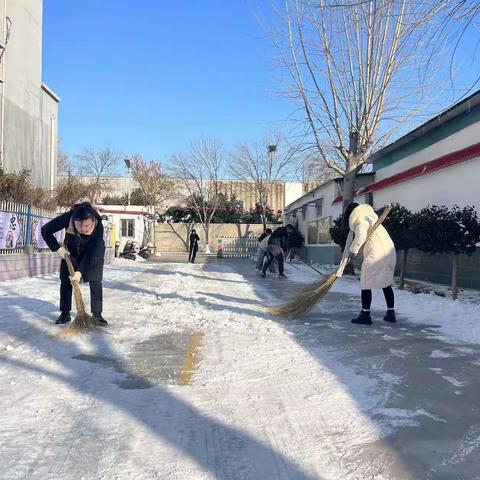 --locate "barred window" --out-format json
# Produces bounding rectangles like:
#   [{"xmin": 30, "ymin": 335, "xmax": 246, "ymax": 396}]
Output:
[{"xmin": 121, "ymin": 219, "xmax": 135, "ymax": 237}]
